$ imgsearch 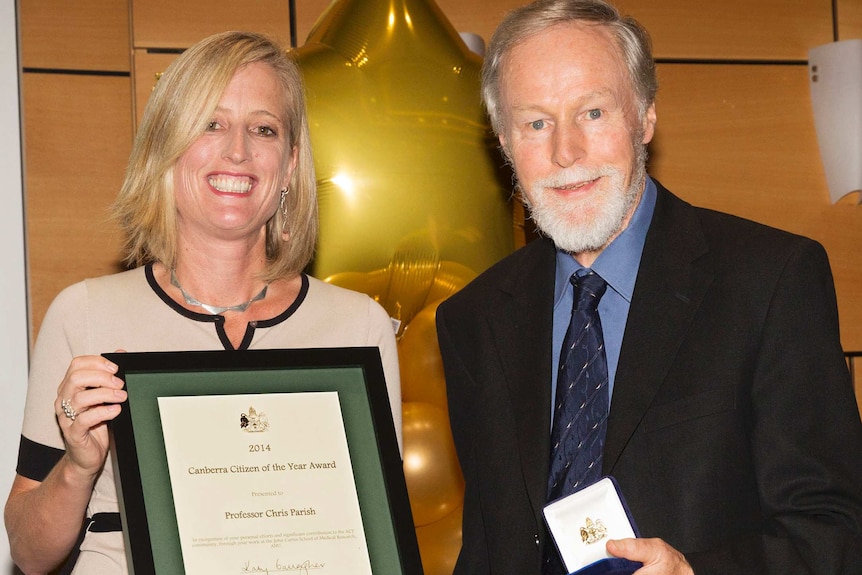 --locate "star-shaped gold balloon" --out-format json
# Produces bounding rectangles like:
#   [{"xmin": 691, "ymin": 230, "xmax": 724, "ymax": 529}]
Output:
[
  {"xmin": 296, "ymin": 0, "xmax": 514, "ymax": 289},
  {"xmin": 297, "ymin": 5, "xmax": 514, "ymax": 572}
]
